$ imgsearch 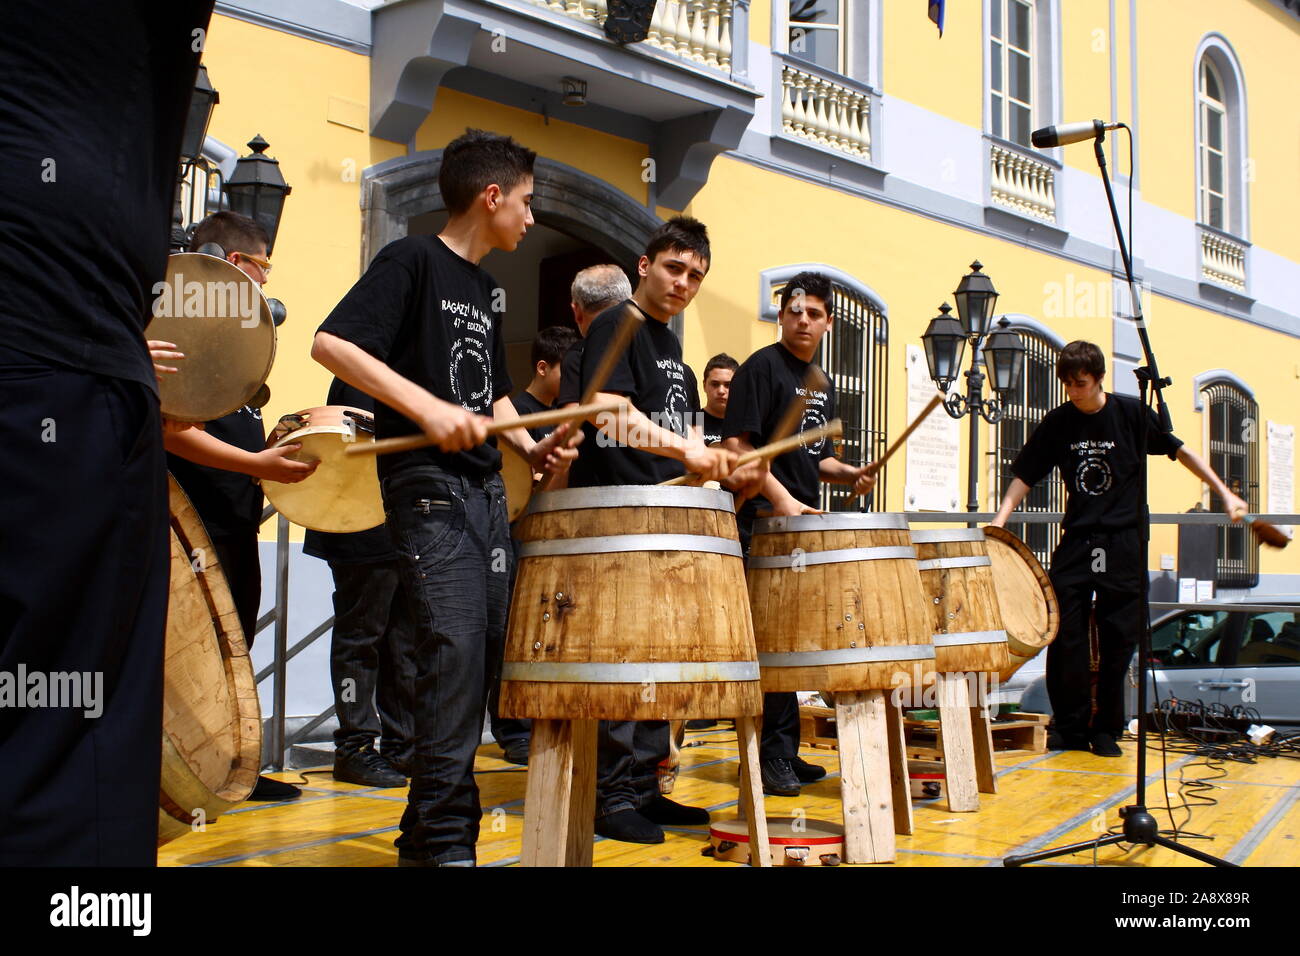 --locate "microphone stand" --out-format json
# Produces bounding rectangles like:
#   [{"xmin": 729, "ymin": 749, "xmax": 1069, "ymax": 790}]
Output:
[{"xmin": 1003, "ymin": 127, "xmax": 1234, "ymax": 867}]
